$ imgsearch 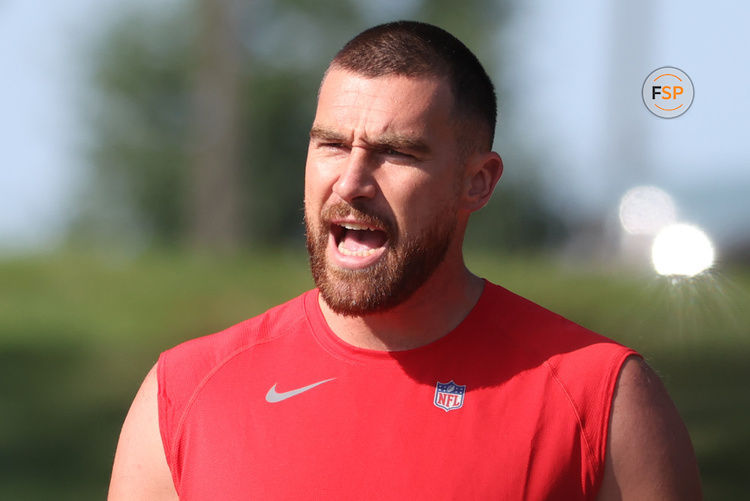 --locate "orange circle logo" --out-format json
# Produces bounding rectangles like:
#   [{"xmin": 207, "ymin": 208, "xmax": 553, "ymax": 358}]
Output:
[{"xmin": 642, "ymin": 67, "xmax": 694, "ymax": 118}]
